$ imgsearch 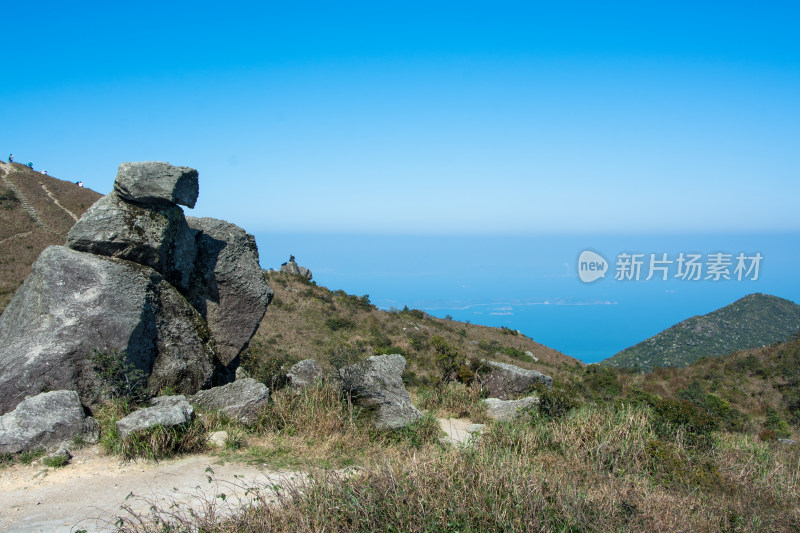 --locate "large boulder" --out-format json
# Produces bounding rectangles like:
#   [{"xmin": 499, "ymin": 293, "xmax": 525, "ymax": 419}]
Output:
[
  {"xmin": 0, "ymin": 246, "xmax": 215, "ymax": 415},
  {"xmin": 483, "ymin": 396, "xmax": 539, "ymax": 421},
  {"xmin": 113, "ymin": 161, "xmax": 199, "ymax": 209},
  {"xmin": 476, "ymin": 360, "xmax": 553, "ymax": 400},
  {"xmin": 0, "ymin": 391, "xmax": 99, "ymax": 453},
  {"xmin": 287, "ymin": 359, "xmax": 324, "ymax": 391},
  {"xmin": 190, "ymin": 378, "xmax": 269, "ymax": 424},
  {"xmin": 337, "ymin": 354, "xmax": 422, "ymax": 429},
  {"xmin": 65, "ymin": 192, "xmax": 196, "ymax": 291},
  {"xmin": 115, "ymin": 395, "xmax": 193, "ymax": 439},
  {"xmin": 187, "ymin": 217, "xmax": 272, "ymax": 371}
]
